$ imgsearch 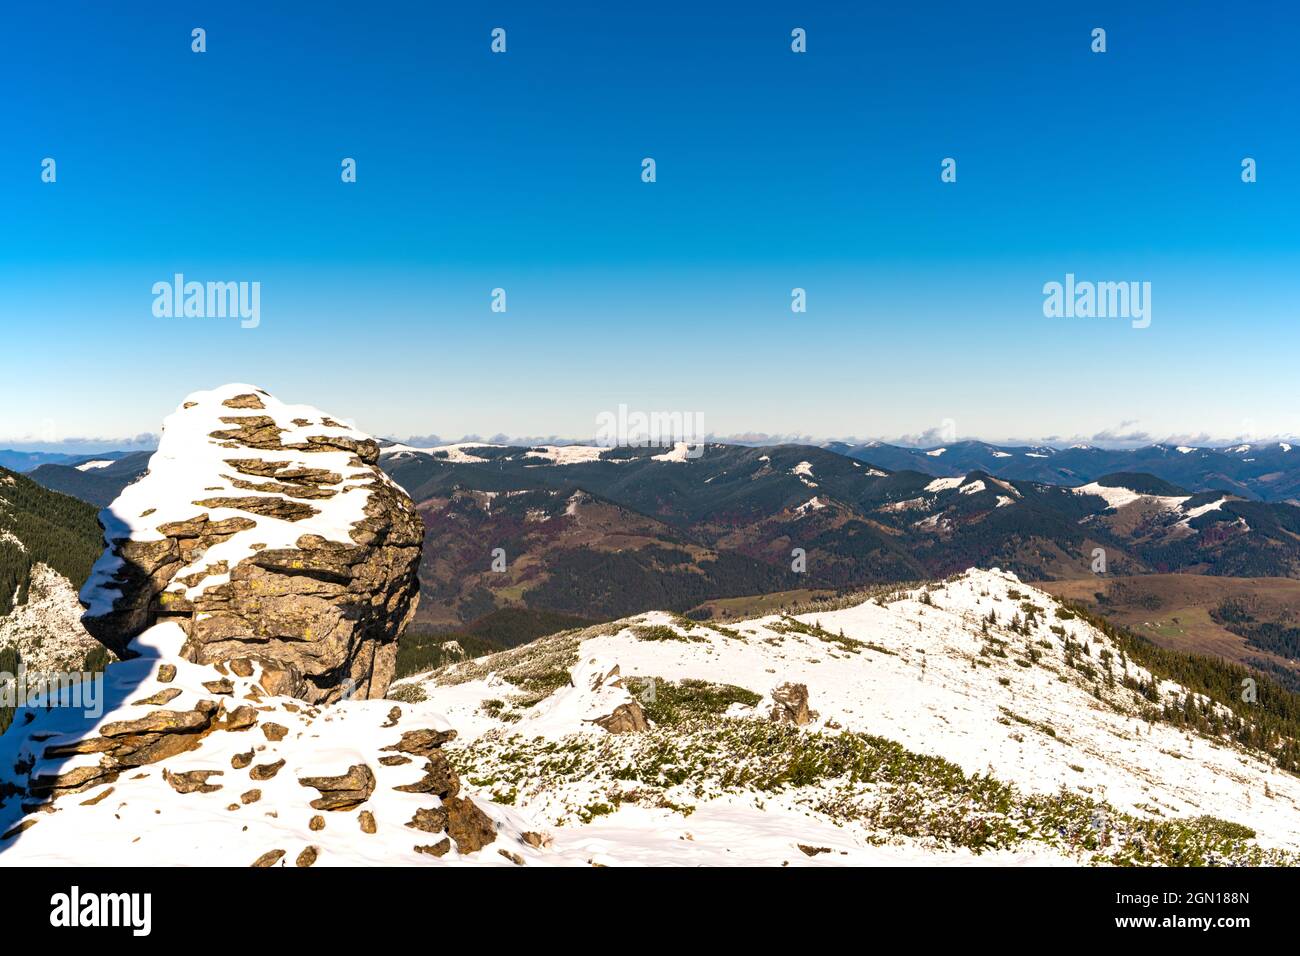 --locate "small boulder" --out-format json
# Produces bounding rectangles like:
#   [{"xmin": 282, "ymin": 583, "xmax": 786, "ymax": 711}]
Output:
[
  {"xmin": 414, "ymin": 839, "xmax": 451, "ymax": 858},
  {"xmin": 249, "ymin": 759, "xmax": 286, "ymax": 781},
  {"xmin": 442, "ymin": 796, "xmax": 496, "ymax": 854},
  {"xmin": 768, "ymin": 682, "xmax": 815, "ymax": 726},
  {"xmin": 164, "ymin": 769, "xmax": 223, "ymax": 794},
  {"xmin": 298, "ymin": 764, "xmax": 375, "ymax": 811},
  {"xmin": 251, "ymin": 849, "xmax": 285, "ymax": 868}
]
